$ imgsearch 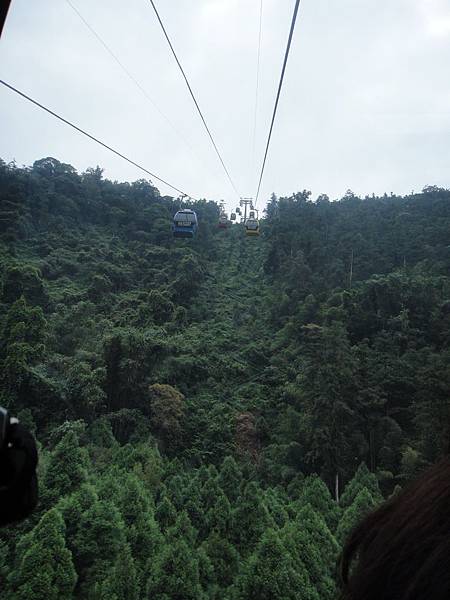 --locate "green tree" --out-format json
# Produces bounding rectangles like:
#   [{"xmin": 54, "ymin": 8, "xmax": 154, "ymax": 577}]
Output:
[
  {"xmin": 217, "ymin": 456, "xmax": 243, "ymax": 504},
  {"xmin": 146, "ymin": 538, "xmax": 203, "ymax": 600},
  {"xmin": 340, "ymin": 462, "xmax": 383, "ymax": 507},
  {"xmin": 43, "ymin": 430, "xmax": 88, "ymax": 505},
  {"xmin": 234, "ymin": 529, "xmax": 319, "ymax": 600},
  {"xmin": 0, "ymin": 296, "xmax": 47, "ymax": 405},
  {"xmin": 155, "ymin": 493, "xmax": 177, "ymax": 532},
  {"xmin": 1, "ymin": 264, "xmax": 47, "ymax": 306},
  {"xmin": 166, "ymin": 510, "xmax": 198, "ymax": 547},
  {"xmin": 197, "ymin": 545, "xmax": 215, "ymax": 597},
  {"xmin": 96, "ymin": 544, "xmax": 139, "ymax": 600},
  {"xmin": 184, "ymin": 478, "xmax": 208, "ymax": 535},
  {"xmin": 265, "ymin": 488, "xmax": 289, "ymax": 528},
  {"xmin": 113, "ymin": 472, "xmax": 163, "ymax": 581},
  {"xmin": 295, "ymin": 504, "xmax": 339, "ymax": 572},
  {"xmin": 336, "ymin": 487, "xmax": 377, "ymax": 545},
  {"xmin": 298, "ymin": 323, "xmax": 359, "ymax": 488},
  {"xmin": 281, "ymin": 512, "xmax": 336, "ymax": 599},
  {"xmin": 206, "ymin": 491, "xmax": 233, "ymax": 537},
  {"xmin": 164, "ymin": 473, "xmax": 187, "ymax": 510},
  {"xmin": 232, "ymin": 482, "xmax": 273, "ymax": 555},
  {"xmin": 66, "ymin": 361, "xmax": 106, "ymax": 420},
  {"xmin": 148, "ymin": 383, "xmax": 185, "ymax": 453},
  {"xmin": 73, "ymin": 499, "xmax": 126, "ymax": 594},
  {"xmin": 299, "ymin": 475, "xmax": 340, "ymax": 531},
  {"xmin": 202, "ymin": 531, "xmax": 240, "ymax": 589},
  {"xmin": 201, "ymin": 476, "xmax": 222, "ymax": 513},
  {"xmin": 58, "ymin": 483, "xmax": 98, "ymax": 554},
  {"xmin": 13, "ymin": 508, "xmax": 77, "ymax": 600},
  {"xmin": 103, "ymin": 334, "xmax": 122, "ymax": 411},
  {"xmin": 147, "ymin": 290, "xmax": 175, "ymax": 324}
]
